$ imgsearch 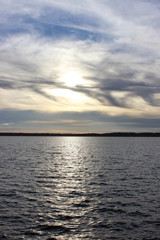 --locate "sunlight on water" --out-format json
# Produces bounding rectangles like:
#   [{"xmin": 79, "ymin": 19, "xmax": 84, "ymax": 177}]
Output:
[{"xmin": 0, "ymin": 137, "xmax": 160, "ymax": 239}]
